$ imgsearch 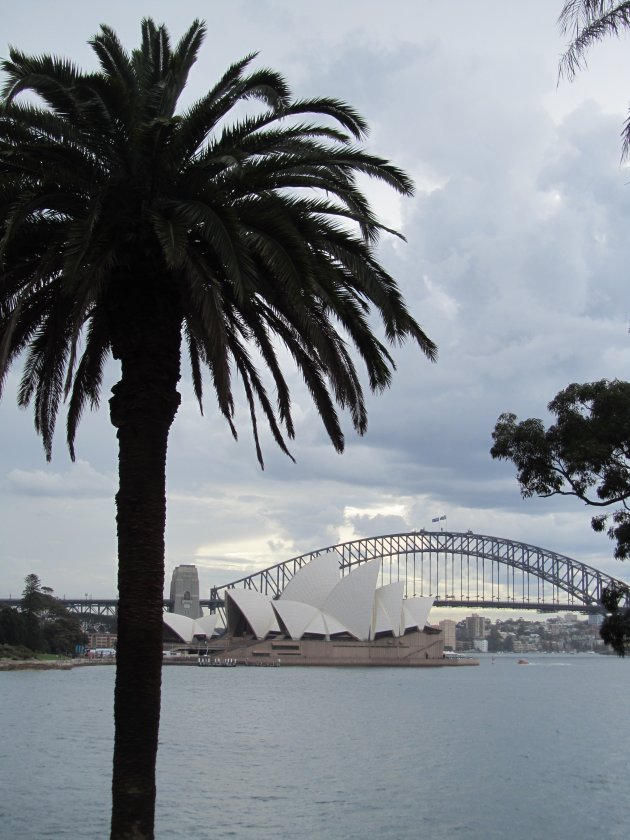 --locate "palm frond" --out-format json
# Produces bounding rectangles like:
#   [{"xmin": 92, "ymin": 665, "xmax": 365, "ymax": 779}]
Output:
[
  {"xmin": 284, "ymin": 97, "xmax": 369, "ymax": 141},
  {"xmin": 0, "ymin": 18, "xmax": 435, "ymax": 463},
  {"xmin": 228, "ymin": 333, "xmax": 295, "ymax": 466},
  {"xmin": 1, "ymin": 51, "xmax": 83, "ymax": 119},
  {"xmin": 66, "ymin": 311, "xmax": 110, "ymax": 459},
  {"xmin": 559, "ymin": 1, "xmax": 630, "ymax": 79},
  {"xmin": 89, "ymin": 26, "xmax": 136, "ymax": 92},
  {"xmin": 17, "ymin": 294, "xmax": 72, "ymax": 459},
  {"xmin": 175, "ymin": 63, "xmax": 291, "ymax": 160}
]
